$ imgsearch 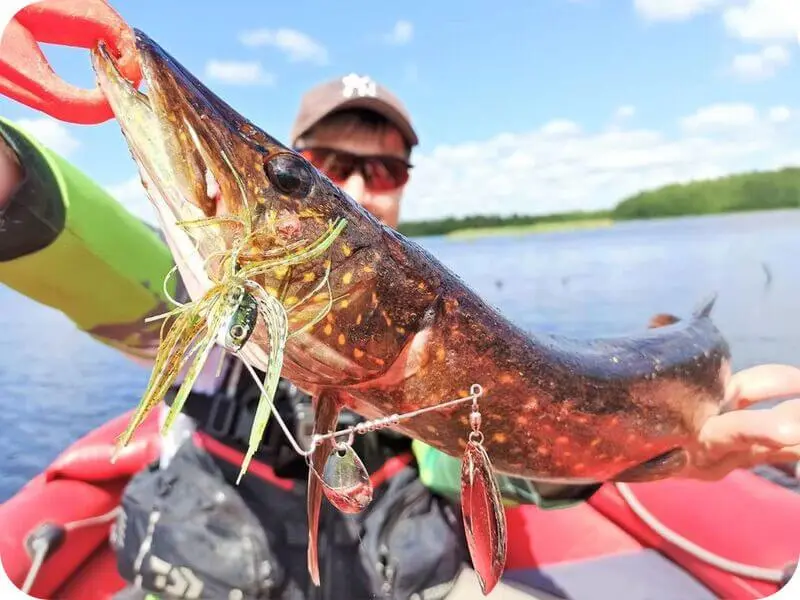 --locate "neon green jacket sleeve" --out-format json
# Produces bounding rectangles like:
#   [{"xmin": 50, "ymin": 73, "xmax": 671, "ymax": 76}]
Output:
[
  {"xmin": 0, "ymin": 116, "xmax": 177, "ymax": 362},
  {"xmin": 412, "ymin": 440, "xmax": 601, "ymax": 509}
]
